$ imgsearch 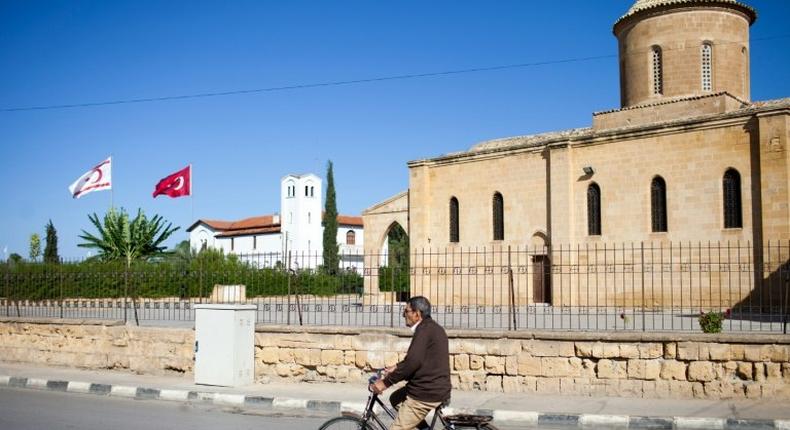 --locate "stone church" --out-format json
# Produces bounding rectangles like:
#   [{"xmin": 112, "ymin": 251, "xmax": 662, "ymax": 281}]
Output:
[{"xmin": 362, "ymin": 0, "xmax": 789, "ymax": 308}]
